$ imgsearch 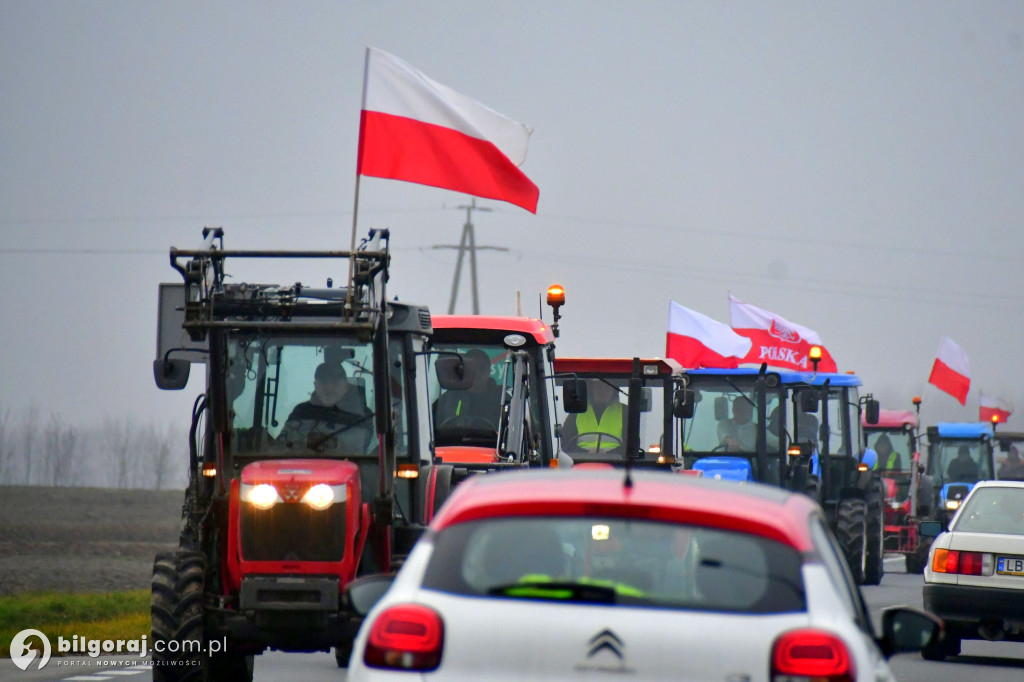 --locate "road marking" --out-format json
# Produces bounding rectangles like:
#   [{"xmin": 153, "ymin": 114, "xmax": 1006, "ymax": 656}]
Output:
[{"xmin": 64, "ymin": 677, "xmax": 114, "ymax": 681}]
